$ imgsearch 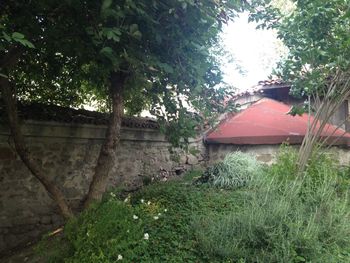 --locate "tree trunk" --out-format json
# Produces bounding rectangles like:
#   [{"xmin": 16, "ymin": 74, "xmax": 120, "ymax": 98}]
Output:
[
  {"xmin": 1, "ymin": 78, "xmax": 74, "ymax": 219},
  {"xmin": 84, "ymin": 72, "xmax": 125, "ymax": 208}
]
